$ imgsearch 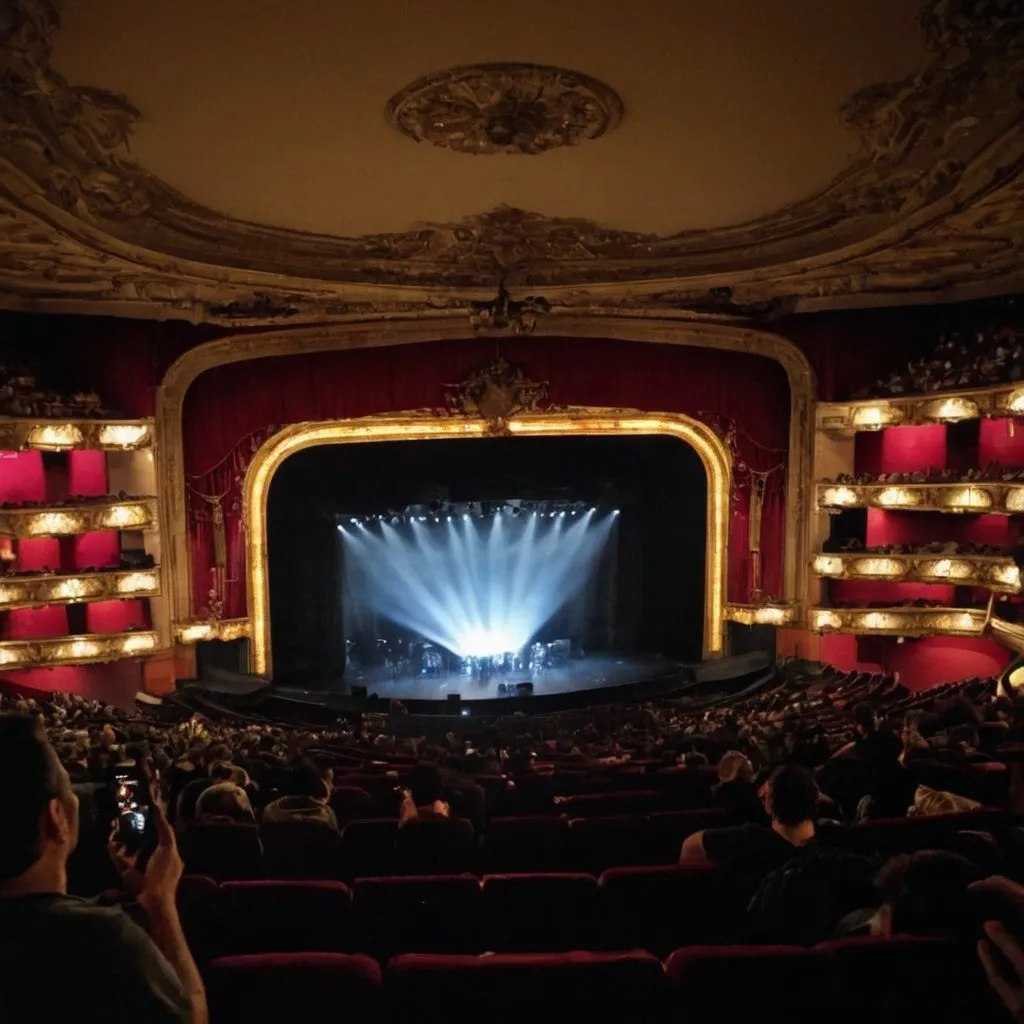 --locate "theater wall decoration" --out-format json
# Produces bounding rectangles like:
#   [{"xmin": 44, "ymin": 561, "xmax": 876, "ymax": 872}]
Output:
[{"xmin": 0, "ymin": 0, "xmax": 1021, "ymax": 325}]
